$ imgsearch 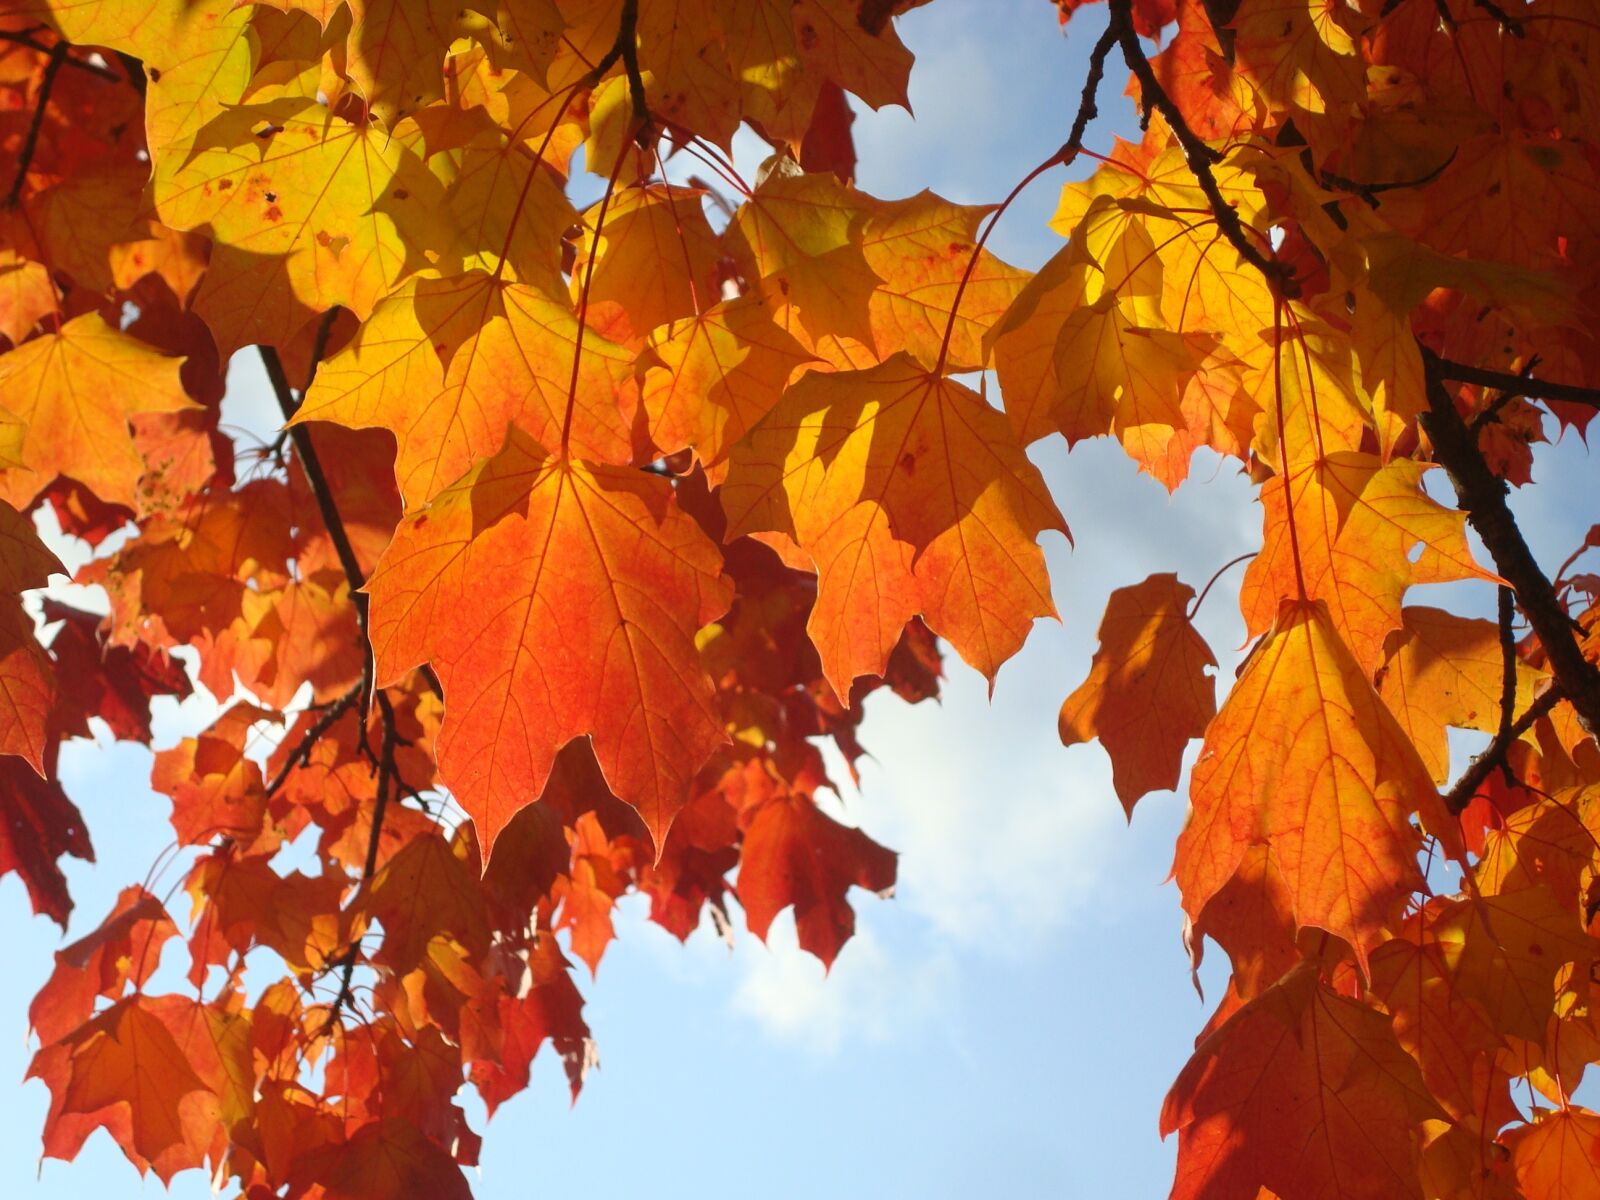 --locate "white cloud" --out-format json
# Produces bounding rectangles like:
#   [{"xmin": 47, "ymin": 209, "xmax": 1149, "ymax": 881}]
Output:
[{"xmin": 731, "ymin": 917, "xmax": 954, "ymax": 1056}]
